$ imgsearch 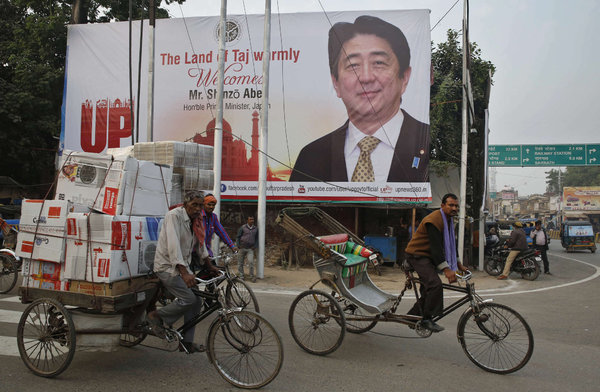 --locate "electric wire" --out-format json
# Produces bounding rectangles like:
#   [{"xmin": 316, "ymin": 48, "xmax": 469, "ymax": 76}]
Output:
[
  {"xmin": 275, "ymin": 0, "xmax": 293, "ymax": 169},
  {"xmin": 431, "ymin": 0, "xmax": 461, "ymax": 32},
  {"xmin": 174, "ymin": 2, "xmax": 216, "ymax": 120}
]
